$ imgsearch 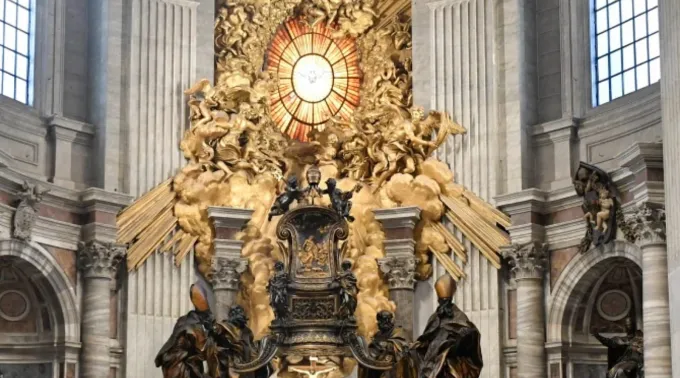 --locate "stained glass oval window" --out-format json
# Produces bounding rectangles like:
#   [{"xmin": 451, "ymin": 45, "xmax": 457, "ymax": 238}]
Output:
[{"xmin": 266, "ymin": 19, "xmax": 361, "ymax": 141}]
